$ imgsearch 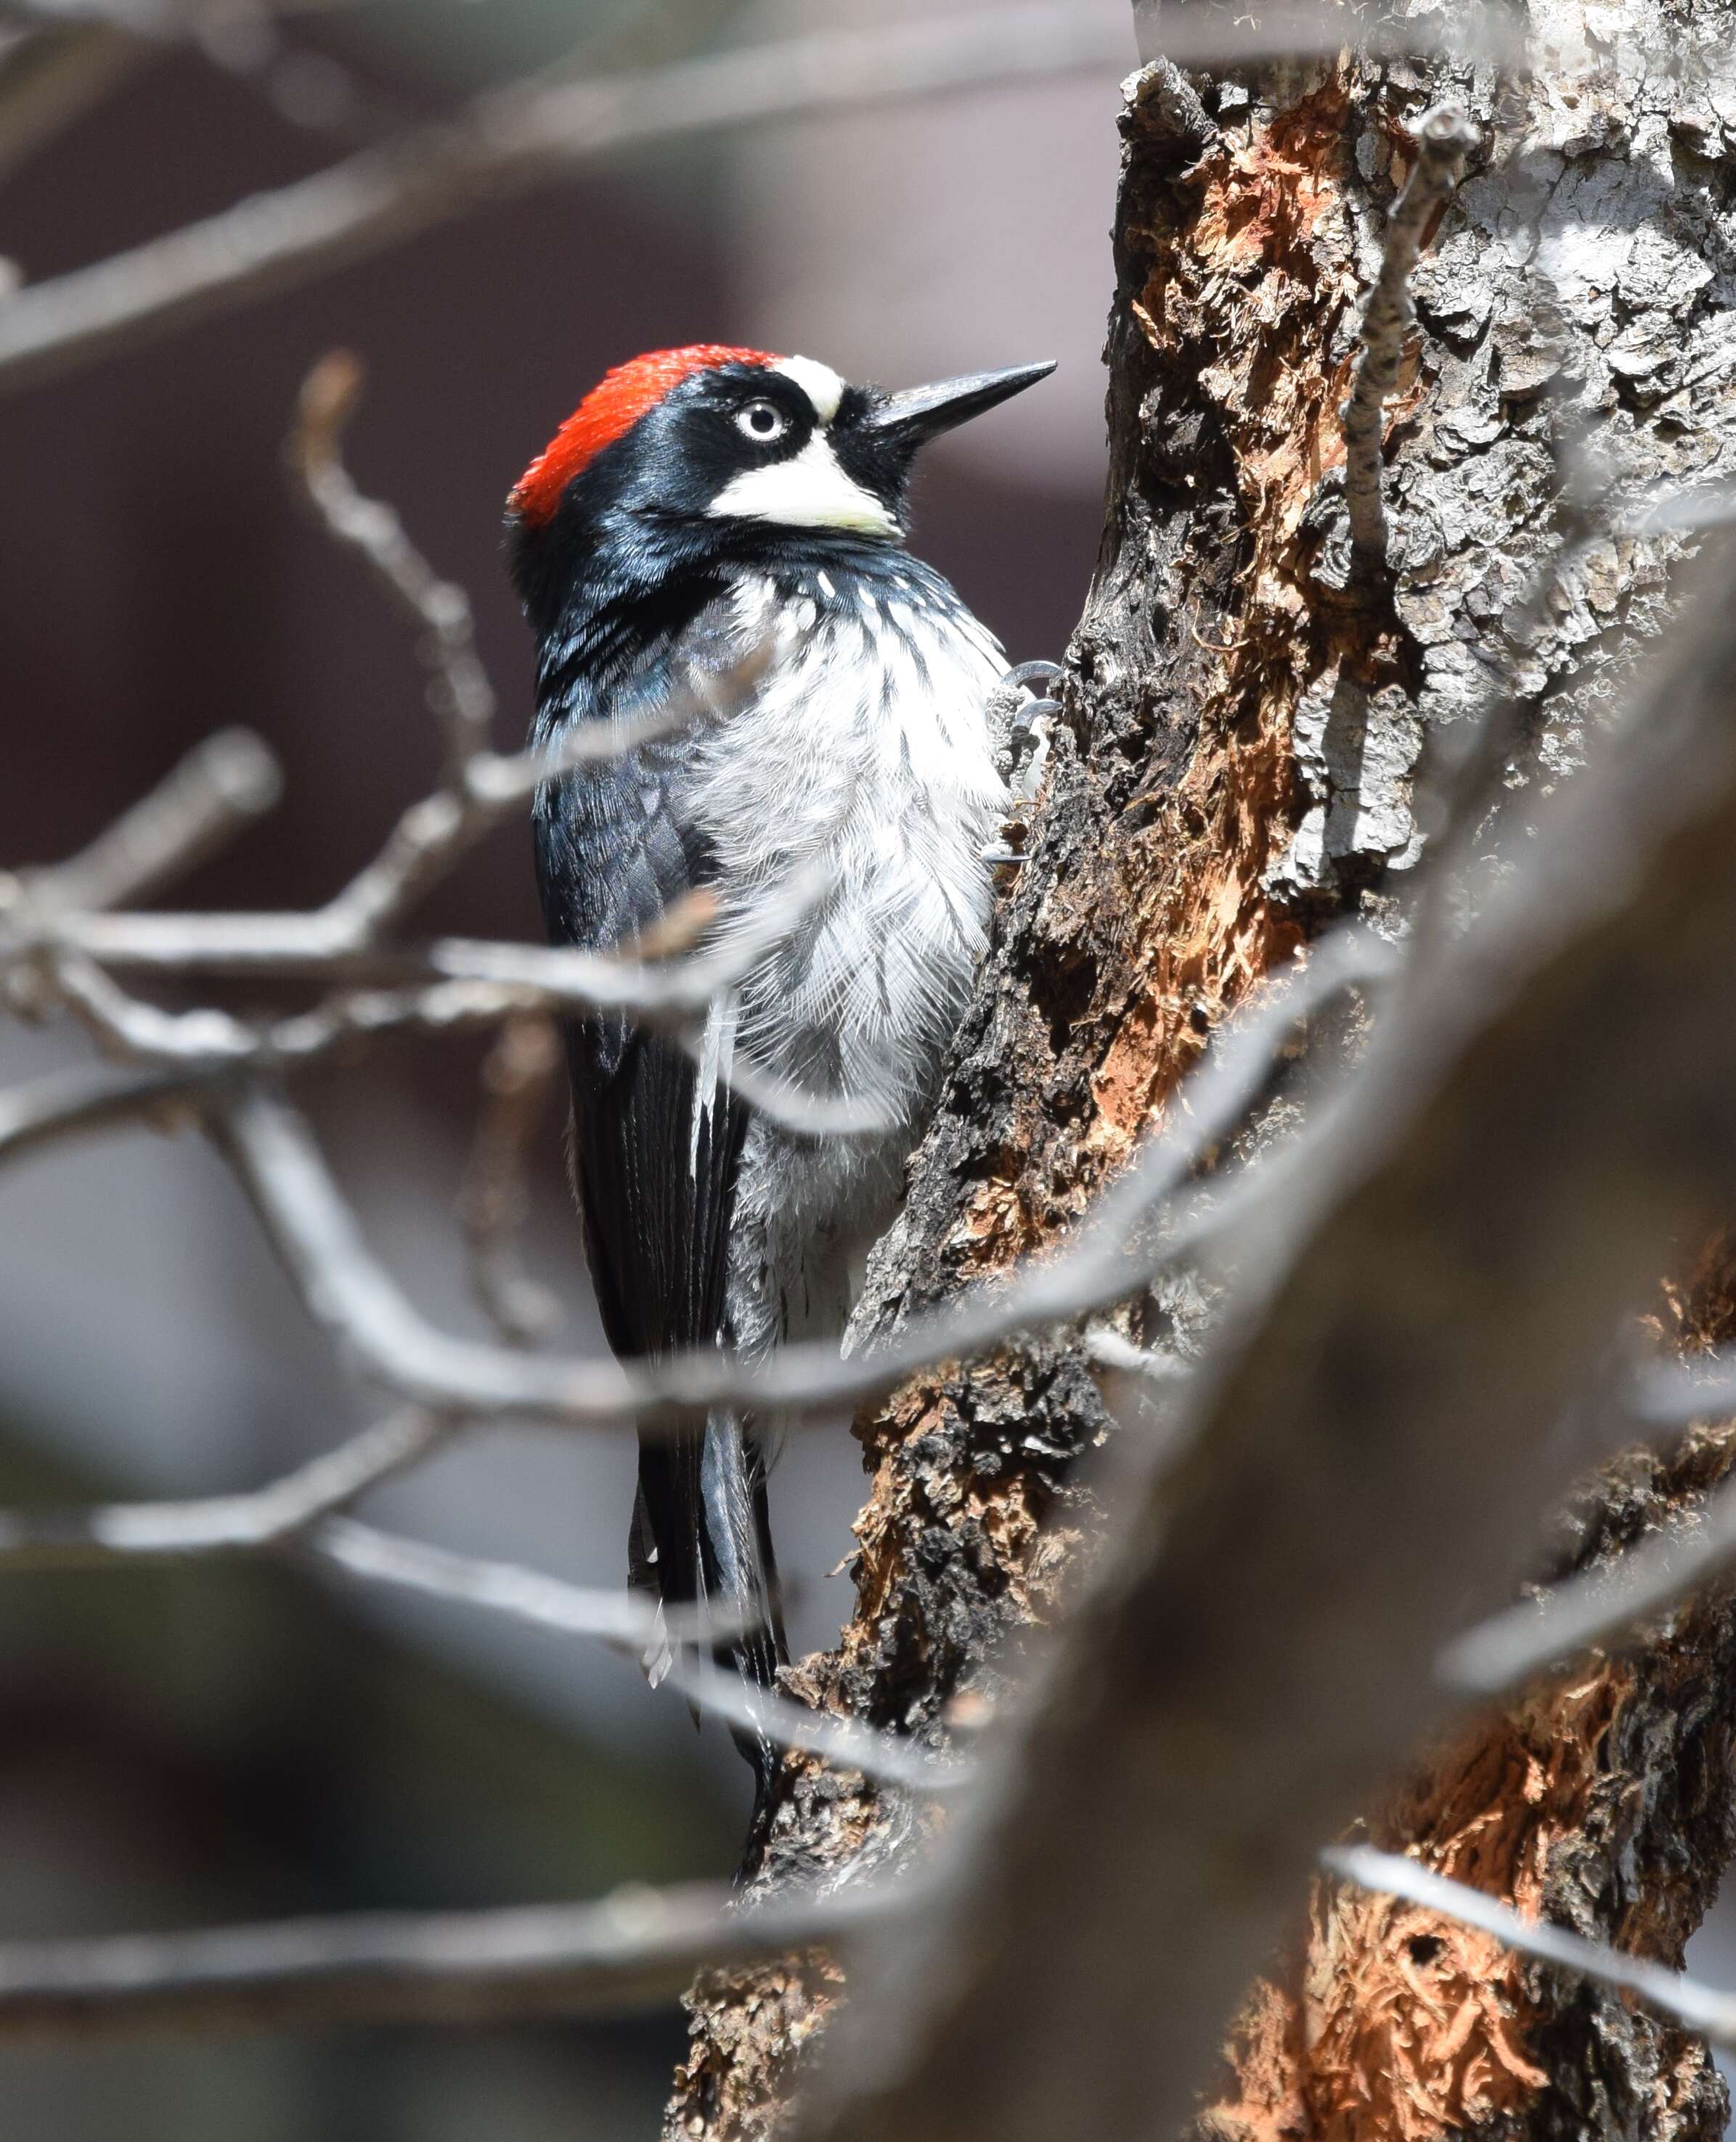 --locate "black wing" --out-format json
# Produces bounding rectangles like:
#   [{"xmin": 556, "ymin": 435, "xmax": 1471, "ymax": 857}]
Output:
[{"xmin": 531, "ymin": 598, "xmax": 786, "ymax": 1763}]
